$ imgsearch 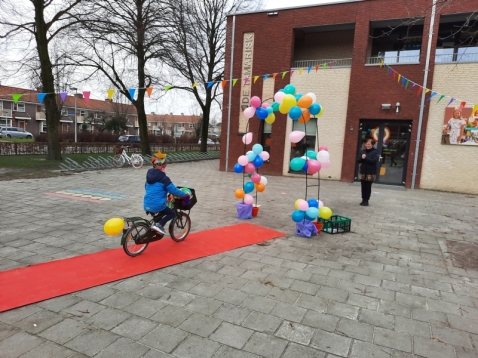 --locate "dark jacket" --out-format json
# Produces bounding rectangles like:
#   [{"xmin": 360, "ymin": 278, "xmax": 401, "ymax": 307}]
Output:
[
  {"xmin": 357, "ymin": 147, "xmax": 379, "ymax": 175},
  {"xmin": 143, "ymin": 168, "xmax": 186, "ymax": 212}
]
